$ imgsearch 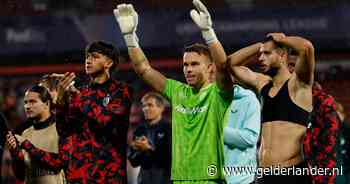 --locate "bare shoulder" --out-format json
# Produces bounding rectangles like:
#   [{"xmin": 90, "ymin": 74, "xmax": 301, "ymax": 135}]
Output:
[
  {"xmin": 290, "ymin": 73, "xmax": 312, "ymax": 90},
  {"xmin": 256, "ymin": 73, "xmax": 272, "ymax": 93}
]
